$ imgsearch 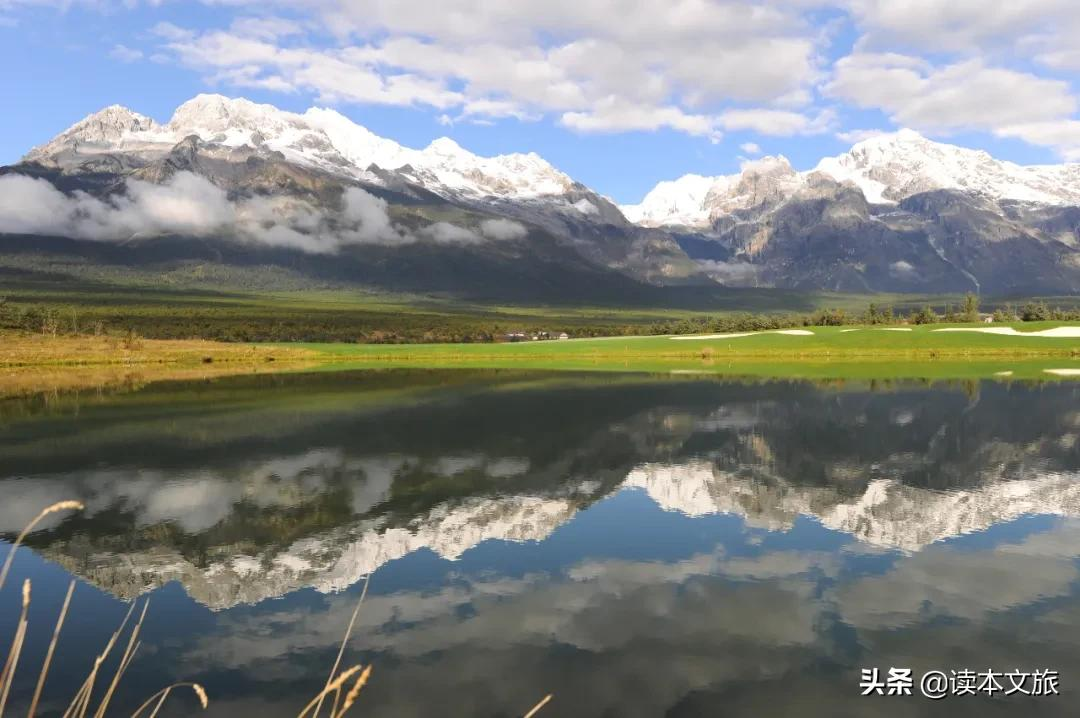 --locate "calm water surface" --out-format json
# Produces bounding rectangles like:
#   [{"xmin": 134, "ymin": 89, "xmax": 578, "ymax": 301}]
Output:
[{"xmin": 2, "ymin": 370, "xmax": 1079, "ymax": 716}]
